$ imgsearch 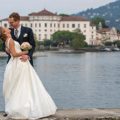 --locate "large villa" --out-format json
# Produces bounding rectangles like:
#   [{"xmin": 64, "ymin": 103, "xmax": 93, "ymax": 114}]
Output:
[
  {"xmin": 0, "ymin": 9, "xmax": 96, "ymax": 45},
  {"xmin": 1, "ymin": 9, "xmax": 120, "ymax": 46}
]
